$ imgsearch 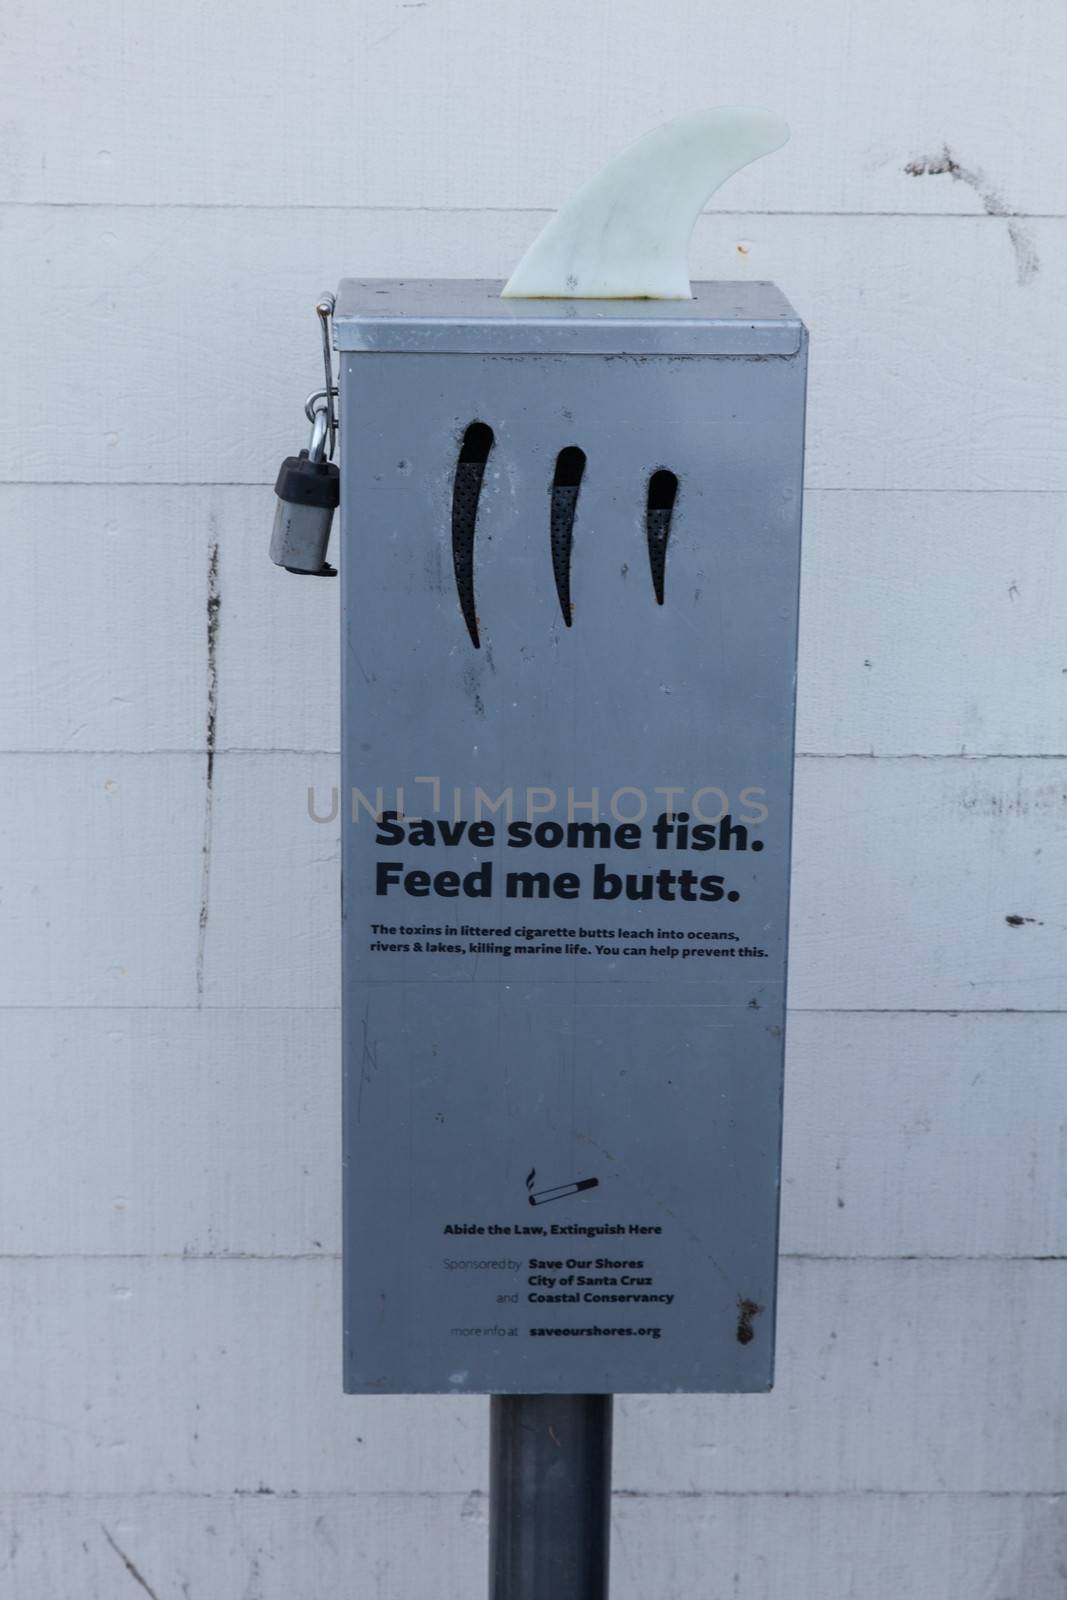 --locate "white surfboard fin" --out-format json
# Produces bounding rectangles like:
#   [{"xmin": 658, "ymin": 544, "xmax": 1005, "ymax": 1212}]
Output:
[{"xmin": 501, "ymin": 106, "xmax": 788, "ymax": 301}]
